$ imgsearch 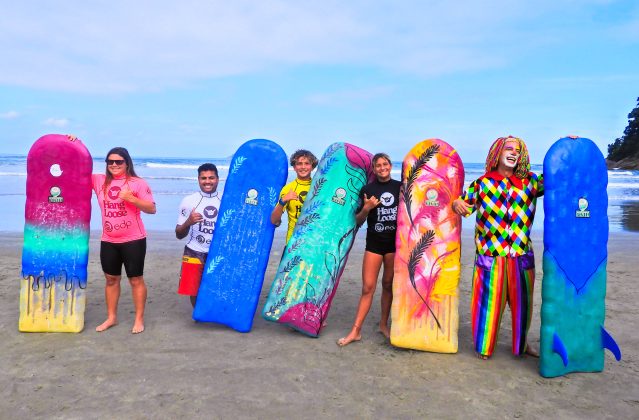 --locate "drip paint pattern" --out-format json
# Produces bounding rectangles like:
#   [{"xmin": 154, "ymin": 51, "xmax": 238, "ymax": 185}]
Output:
[
  {"xmin": 20, "ymin": 134, "xmax": 93, "ymax": 332},
  {"xmin": 390, "ymin": 139, "xmax": 464, "ymax": 353},
  {"xmin": 262, "ymin": 143, "xmax": 374, "ymax": 337}
]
